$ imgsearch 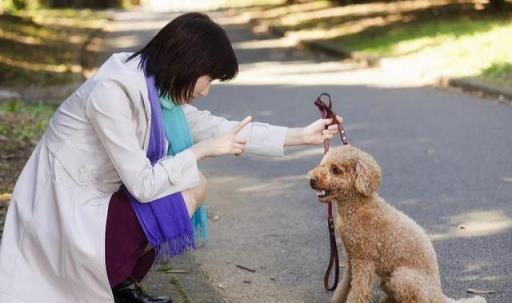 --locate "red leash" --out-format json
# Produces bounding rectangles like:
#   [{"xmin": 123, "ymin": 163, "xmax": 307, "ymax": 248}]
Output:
[{"xmin": 314, "ymin": 93, "xmax": 348, "ymax": 291}]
